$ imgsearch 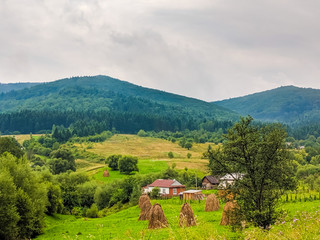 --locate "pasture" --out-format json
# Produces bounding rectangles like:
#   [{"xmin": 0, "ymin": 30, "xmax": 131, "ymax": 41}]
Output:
[{"xmin": 35, "ymin": 199, "xmax": 320, "ymax": 240}]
